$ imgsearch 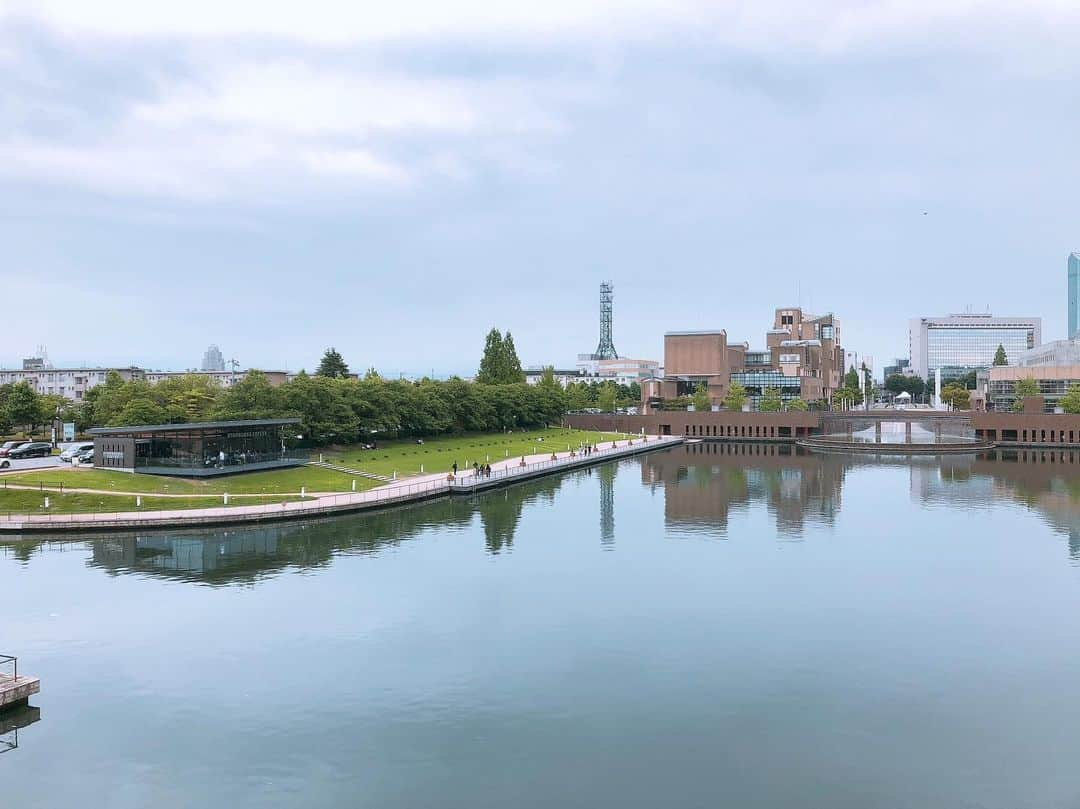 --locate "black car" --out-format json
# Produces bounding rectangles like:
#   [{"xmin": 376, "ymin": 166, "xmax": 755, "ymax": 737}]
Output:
[
  {"xmin": 73, "ymin": 447, "xmax": 95, "ymax": 465},
  {"xmin": 0, "ymin": 440, "xmax": 29, "ymax": 457},
  {"xmin": 8, "ymin": 442, "xmax": 53, "ymax": 459}
]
